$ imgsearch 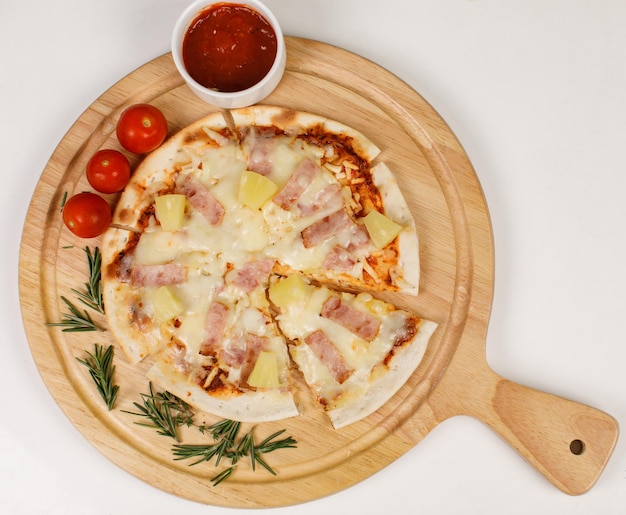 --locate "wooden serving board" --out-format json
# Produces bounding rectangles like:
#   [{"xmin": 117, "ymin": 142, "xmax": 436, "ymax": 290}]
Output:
[{"xmin": 19, "ymin": 37, "xmax": 618, "ymax": 507}]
